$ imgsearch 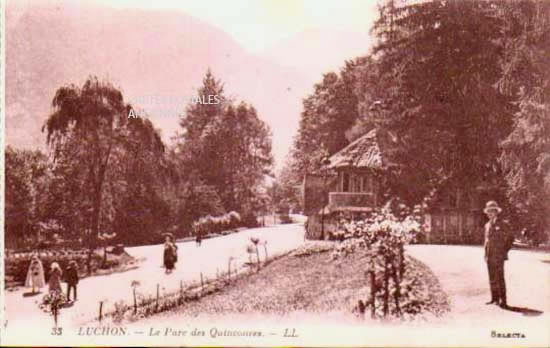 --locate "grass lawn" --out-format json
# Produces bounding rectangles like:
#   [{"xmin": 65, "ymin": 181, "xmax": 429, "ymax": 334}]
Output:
[{"xmin": 140, "ymin": 242, "xmax": 450, "ymax": 322}]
